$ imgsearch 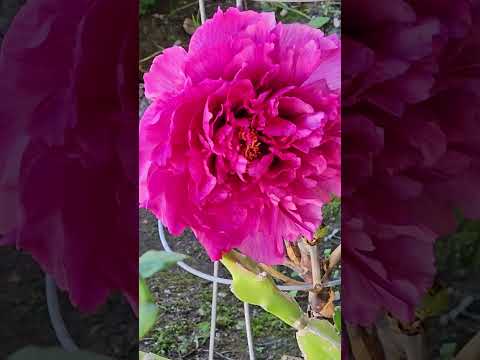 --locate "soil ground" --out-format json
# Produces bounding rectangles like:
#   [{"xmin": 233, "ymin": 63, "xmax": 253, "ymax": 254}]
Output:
[{"xmin": 0, "ymin": 245, "xmax": 137, "ymax": 359}]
